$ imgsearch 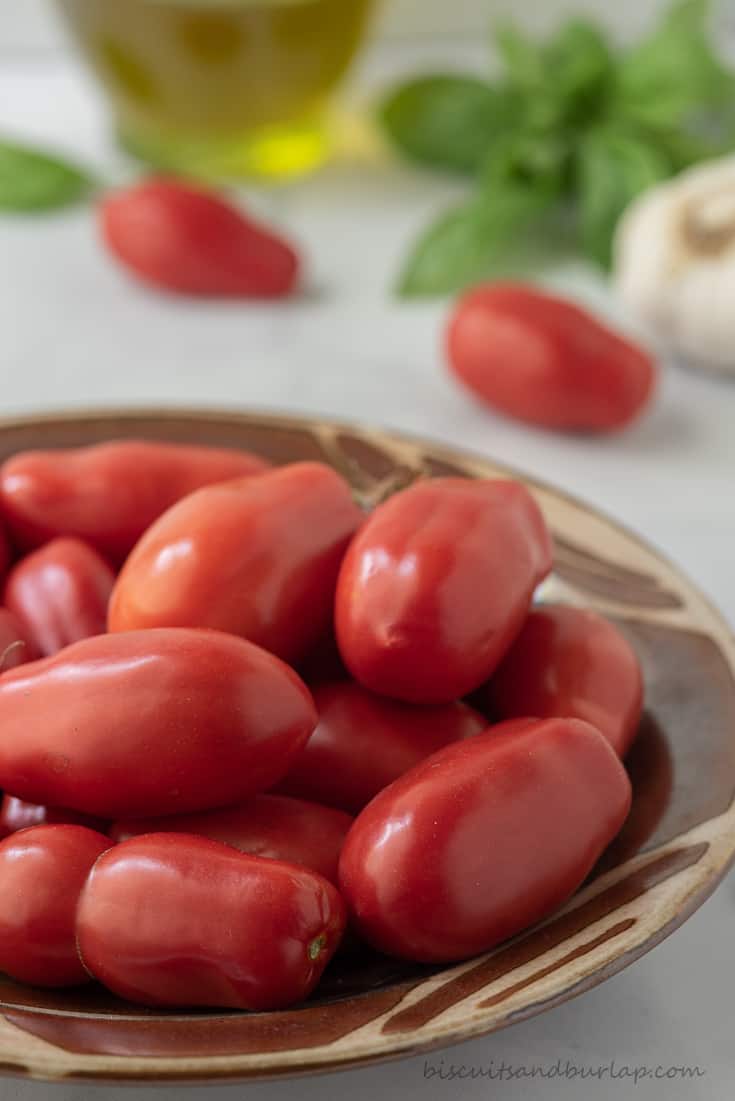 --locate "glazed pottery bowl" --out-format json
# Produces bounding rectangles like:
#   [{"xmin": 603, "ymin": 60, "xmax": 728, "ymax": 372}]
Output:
[{"xmin": 0, "ymin": 407, "xmax": 733, "ymax": 1084}]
